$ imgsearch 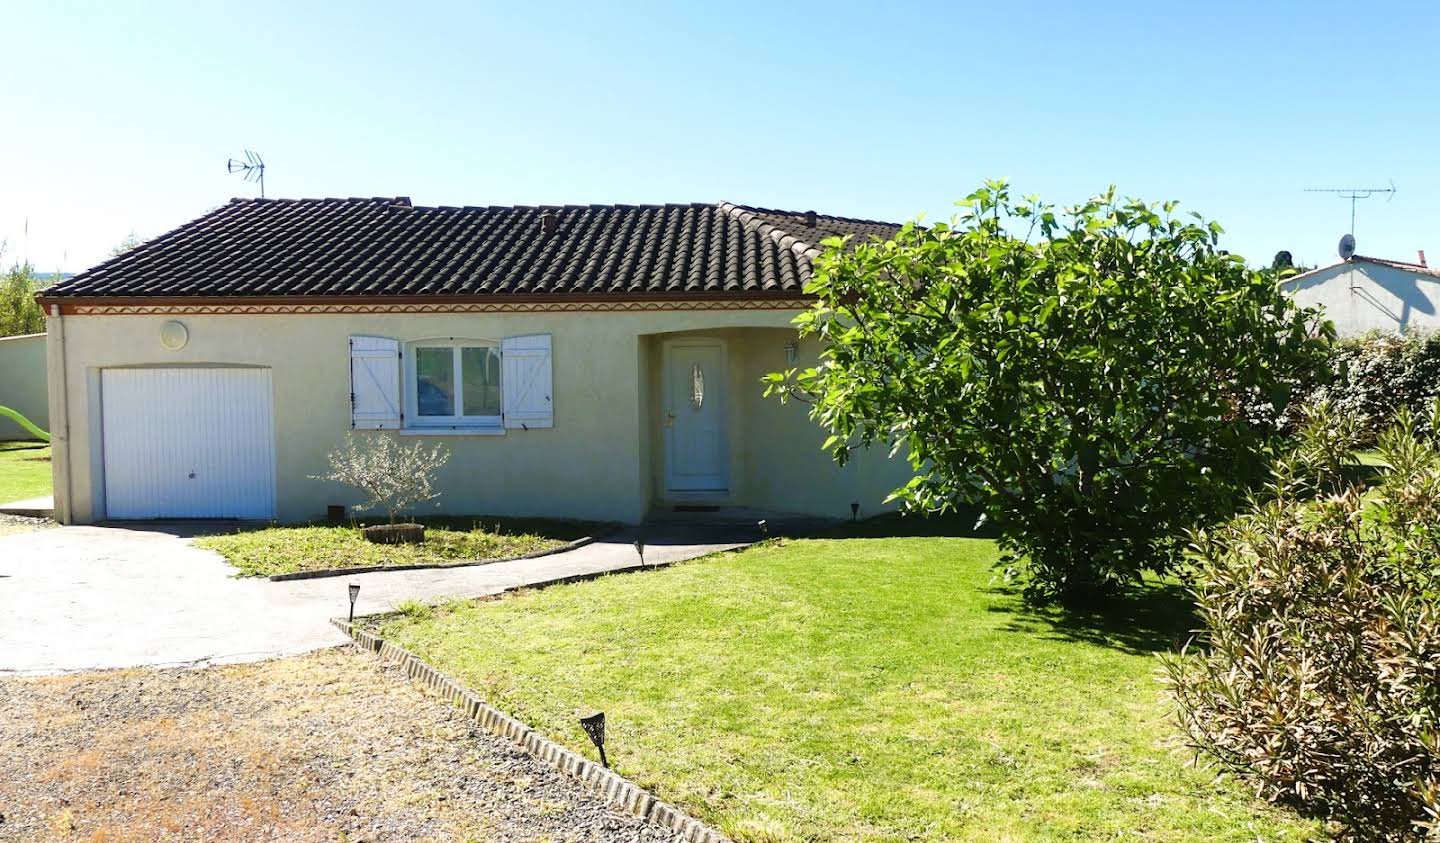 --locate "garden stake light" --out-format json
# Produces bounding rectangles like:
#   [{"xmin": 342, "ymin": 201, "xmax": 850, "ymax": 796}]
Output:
[
  {"xmin": 634, "ymin": 537, "xmax": 645, "ymax": 567},
  {"xmin": 580, "ymin": 711, "xmax": 609, "ymax": 767},
  {"xmin": 347, "ymin": 583, "xmax": 360, "ymax": 624},
  {"xmin": 851, "ymin": 502, "xmax": 860, "ymax": 522},
  {"xmin": 758, "ymin": 519, "xmax": 768, "ymax": 540}
]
